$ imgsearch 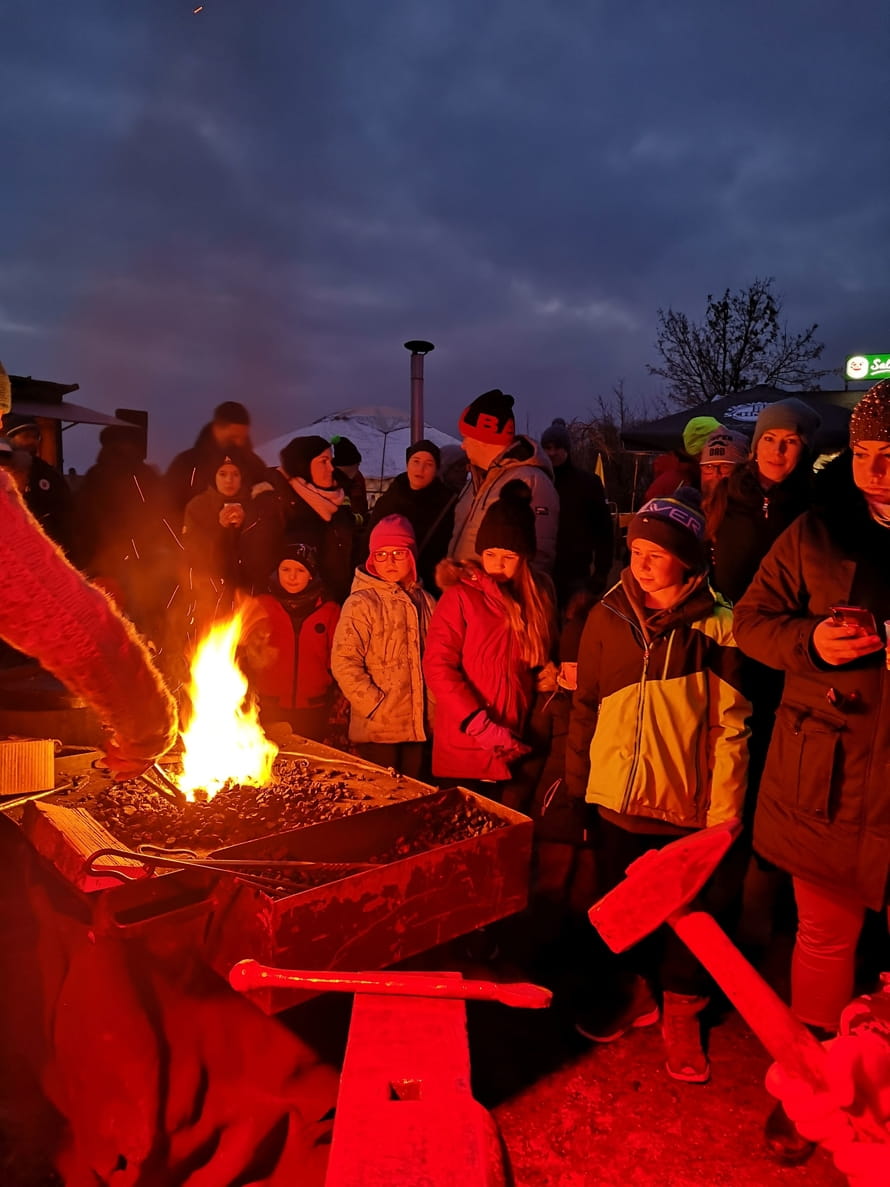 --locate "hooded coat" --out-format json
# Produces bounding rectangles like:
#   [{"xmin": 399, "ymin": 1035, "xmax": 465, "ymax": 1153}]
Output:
[
  {"xmin": 249, "ymin": 592, "xmax": 340, "ymax": 710},
  {"xmin": 566, "ymin": 571, "xmax": 750, "ymax": 830},
  {"xmin": 733, "ymin": 454, "xmax": 890, "ymax": 909},
  {"xmin": 422, "ymin": 559, "xmax": 537, "ymax": 781},
  {"xmin": 331, "ymin": 567, "xmax": 435, "ymax": 744},
  {"xmin": 448, "ymin": 436, "xmax": 558, "ymax": 575}
]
